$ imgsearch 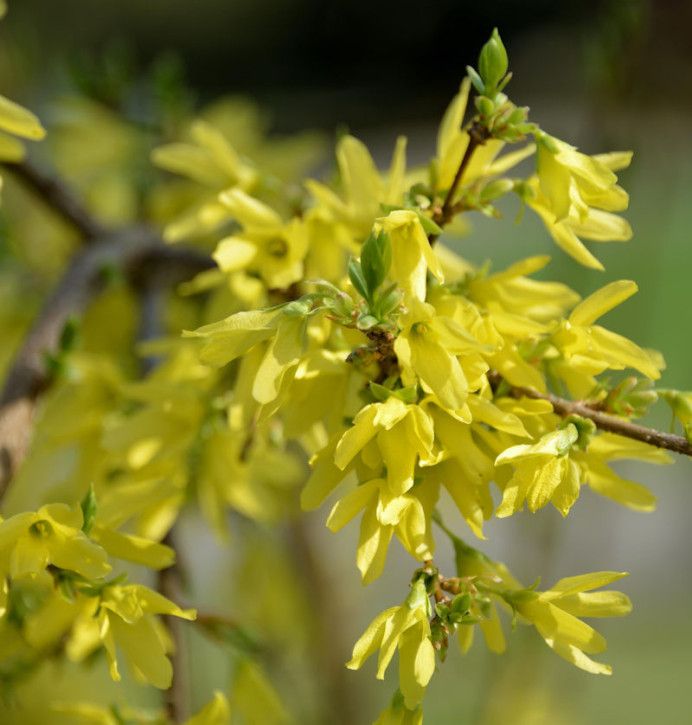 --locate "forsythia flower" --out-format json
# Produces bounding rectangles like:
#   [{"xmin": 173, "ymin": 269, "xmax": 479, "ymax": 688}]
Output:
[
  {"xmin": 187, "ymin": 303, "xmax": 308, "ymax": 403},
  {"xmin": 326, "ymin": 478, "xmax": 433, "ymax": 583},
  {"xmin": 68, "ymin": 582, "xmax": 196, "ymax": 689},
  {"xmin": 213, "ymin": 189, "xmax": 309, "ymax": 289},
  {"xmin": 553, "ymin": 280, "xmax": 662, "ymax": 381},
  {"xmin": 306, "ymin": 134, "xmax": 407, "ymax": 239},
  {"xmin": 394, "ymin": 298, "xmax": 487, "ymax": 412},
  {"xmin": 0, "ymin": 503, "xmax": 110, "ymax": 585},
  {"xmin": 347, "ymin": 579, "xmax": 435, "ymax": 709},
  {"xmin": 507, "ymin": 571, "xmax": 632, "ymax": 674},
  {"xmin": 495, "ymin": 424, "xmax": 581, "ymax": 517},
  {"xmin": 376, "ymin": 210, "xmax": 443, "ymax": 302},
  {"xmin": 529, "ymin": 136, "xmax": 632, "ymax": 270}
]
